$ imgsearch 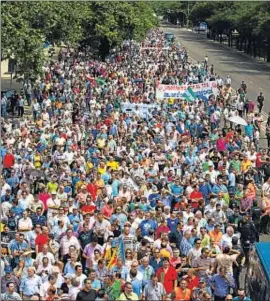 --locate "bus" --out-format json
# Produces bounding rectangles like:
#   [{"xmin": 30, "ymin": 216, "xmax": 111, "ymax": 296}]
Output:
[{"xmin": 246, "ymin": 242, "xmax": 270, "ymax": 301}]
